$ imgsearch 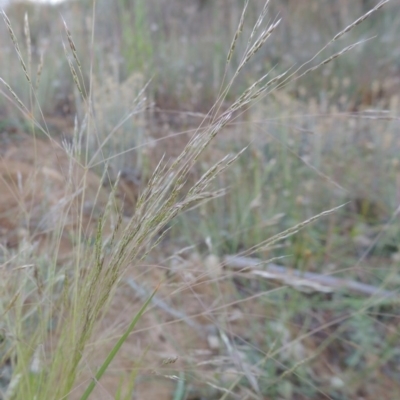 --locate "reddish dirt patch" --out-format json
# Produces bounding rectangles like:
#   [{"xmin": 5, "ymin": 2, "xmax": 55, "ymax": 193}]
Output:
[
  {"xmin": 0, "ymin": 134, "xmax": 109, "ymax": 256},
  {"xmin": 0, "ymin": 132, "xmax": 144, "ymax": 255}
]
